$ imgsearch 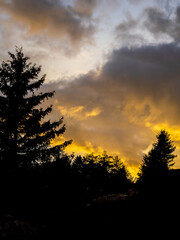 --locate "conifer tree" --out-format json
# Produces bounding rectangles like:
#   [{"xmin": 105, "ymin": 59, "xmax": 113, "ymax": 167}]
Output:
[
  {"xmin": 0, "ymin": 47, "xmax": 71, "ymax": 169},
  {"xmin": 138, "ymin": 130, "xmax": 176, "ymax": 182}
]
